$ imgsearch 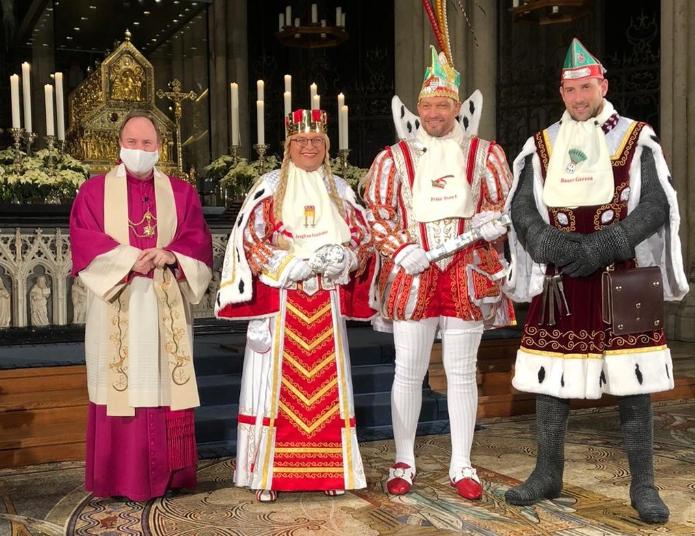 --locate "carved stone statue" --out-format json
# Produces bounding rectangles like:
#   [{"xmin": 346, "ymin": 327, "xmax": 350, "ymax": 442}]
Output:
[
  {"xmin": 29, "ymin": 275, "xmax": 51, "ymax": 327},
  {"xmin": 71, "ymin": 277, "xmax": 87, "ymax": 324},
  {"xmin": 207, "ymin": 271, "xmax": 220, "ymax": 310},
  {"xmin": 0, "ymin": 280, "xmax": 11, "ymax": 328}
]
